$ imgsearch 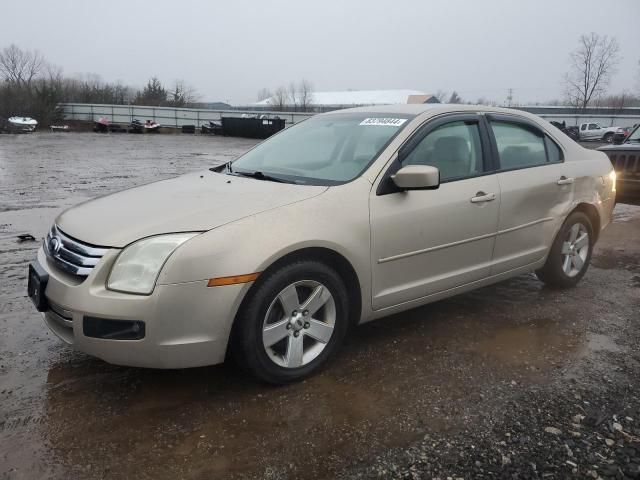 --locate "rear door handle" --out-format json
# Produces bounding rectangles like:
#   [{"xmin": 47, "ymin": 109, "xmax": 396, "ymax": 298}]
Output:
[
  {"xmin": 557, "ymin": 176, "xmax": 575, "ymax": 185},
  {"xmin": 470, "ymin": 191, "xmax": 496, "ymax": 203}
]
